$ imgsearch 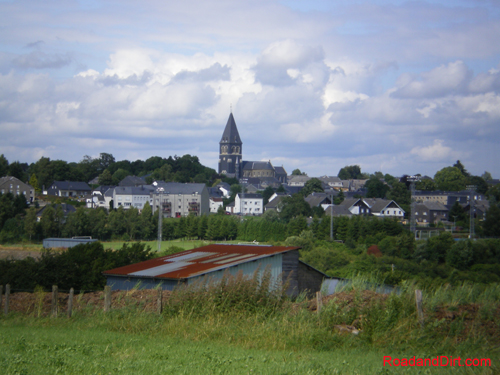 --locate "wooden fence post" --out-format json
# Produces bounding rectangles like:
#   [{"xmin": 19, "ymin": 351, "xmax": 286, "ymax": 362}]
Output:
[
  {"xmin": 51, "ymin": 285, "xmax": 58, "ymax": 317},
  {"xmin": 67, "ymin": 288, "xmax": 74, "ymax": 318},
  {"xmin": 316, "ymin": 291, "xmax": 322, "ymax": 314},
  {"xmin": 4, "ymin": 284, "xmax": 10, "ymax": 315},
  {"xmin": 104, "ymin": 286, "xmax": 111, "ymax": 313},
  {"xmin": 157, "ymin": 288, "xmax": 163, "ymax": 315},
  {"xmin": 415, "ymin": 289, "xmax": 424, "ymax": 328}
]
